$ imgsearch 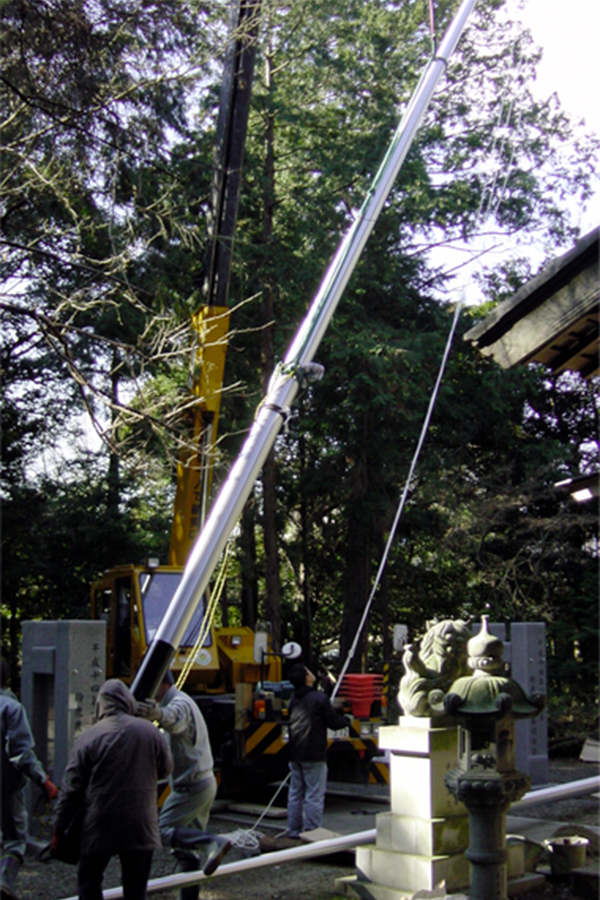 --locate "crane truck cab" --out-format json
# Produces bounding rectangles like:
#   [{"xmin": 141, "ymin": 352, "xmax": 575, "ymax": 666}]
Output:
[
  {"xmin": 90, "ymin": 563, "xmax": 388, "ymax": 793},
  {"xmin": 90, "ymin": 560, "xmax": 282, "ymax": 692}
]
